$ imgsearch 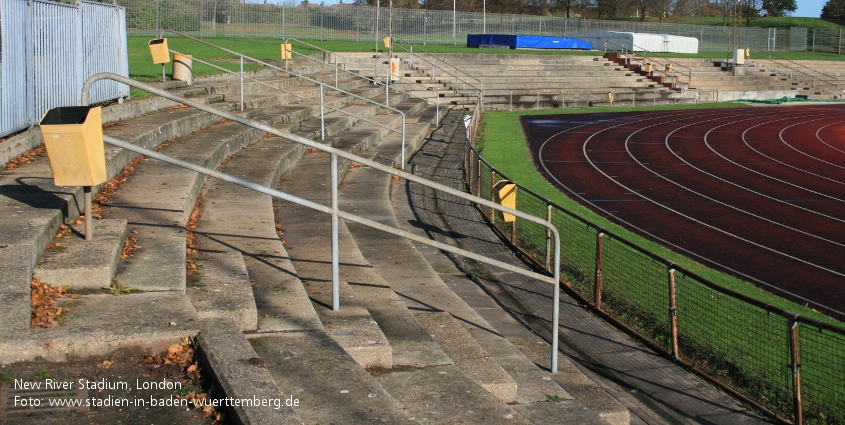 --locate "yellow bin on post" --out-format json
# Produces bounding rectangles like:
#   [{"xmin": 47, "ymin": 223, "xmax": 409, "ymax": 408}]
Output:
[
  {"xmin": 281, "ymin": 43, "xmax": 292, "ymax": 60},
  {"xmin": 148, "ymin": 38, "xmax": 170, "ymax": 64},
  {"xmin": 172, "ymin": 54, "xmax": 193, "ymax": 85},
  {"xmin": 643, "ymin": 63, "xmax": 653, "ymax": 73},
  {"xmin": 493, "ymin": 180, "xmax": 517, "ymax": 222},
  {"xmin": 39, "ymin": 106, "xmax": 107, "ymax": 187},
  {"xmin": 383, "ymin": 37, "xmax": 391, "ymax": 49}
]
